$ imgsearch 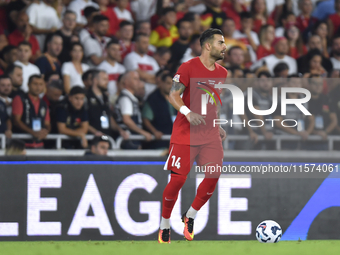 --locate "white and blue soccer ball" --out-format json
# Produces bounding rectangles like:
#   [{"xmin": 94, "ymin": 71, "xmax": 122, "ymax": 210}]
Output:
[{"xmin": 256, "ymin": 220, "xmax": 282, "ymax": 243}]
